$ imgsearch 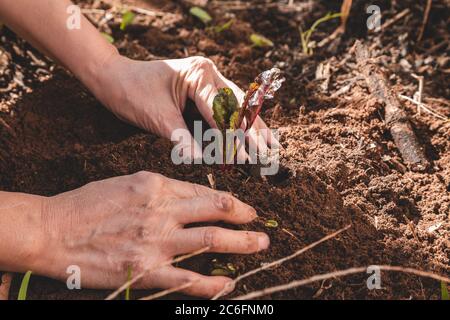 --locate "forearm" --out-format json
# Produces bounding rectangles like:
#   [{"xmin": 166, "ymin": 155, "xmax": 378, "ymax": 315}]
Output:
[
  {"xmin": 0, "ymin": 0, "xmax": 118, "ymax": 98},
  {"xmin": 0, "ymin": 192, "xmax": 45, "ymax": 273}
]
